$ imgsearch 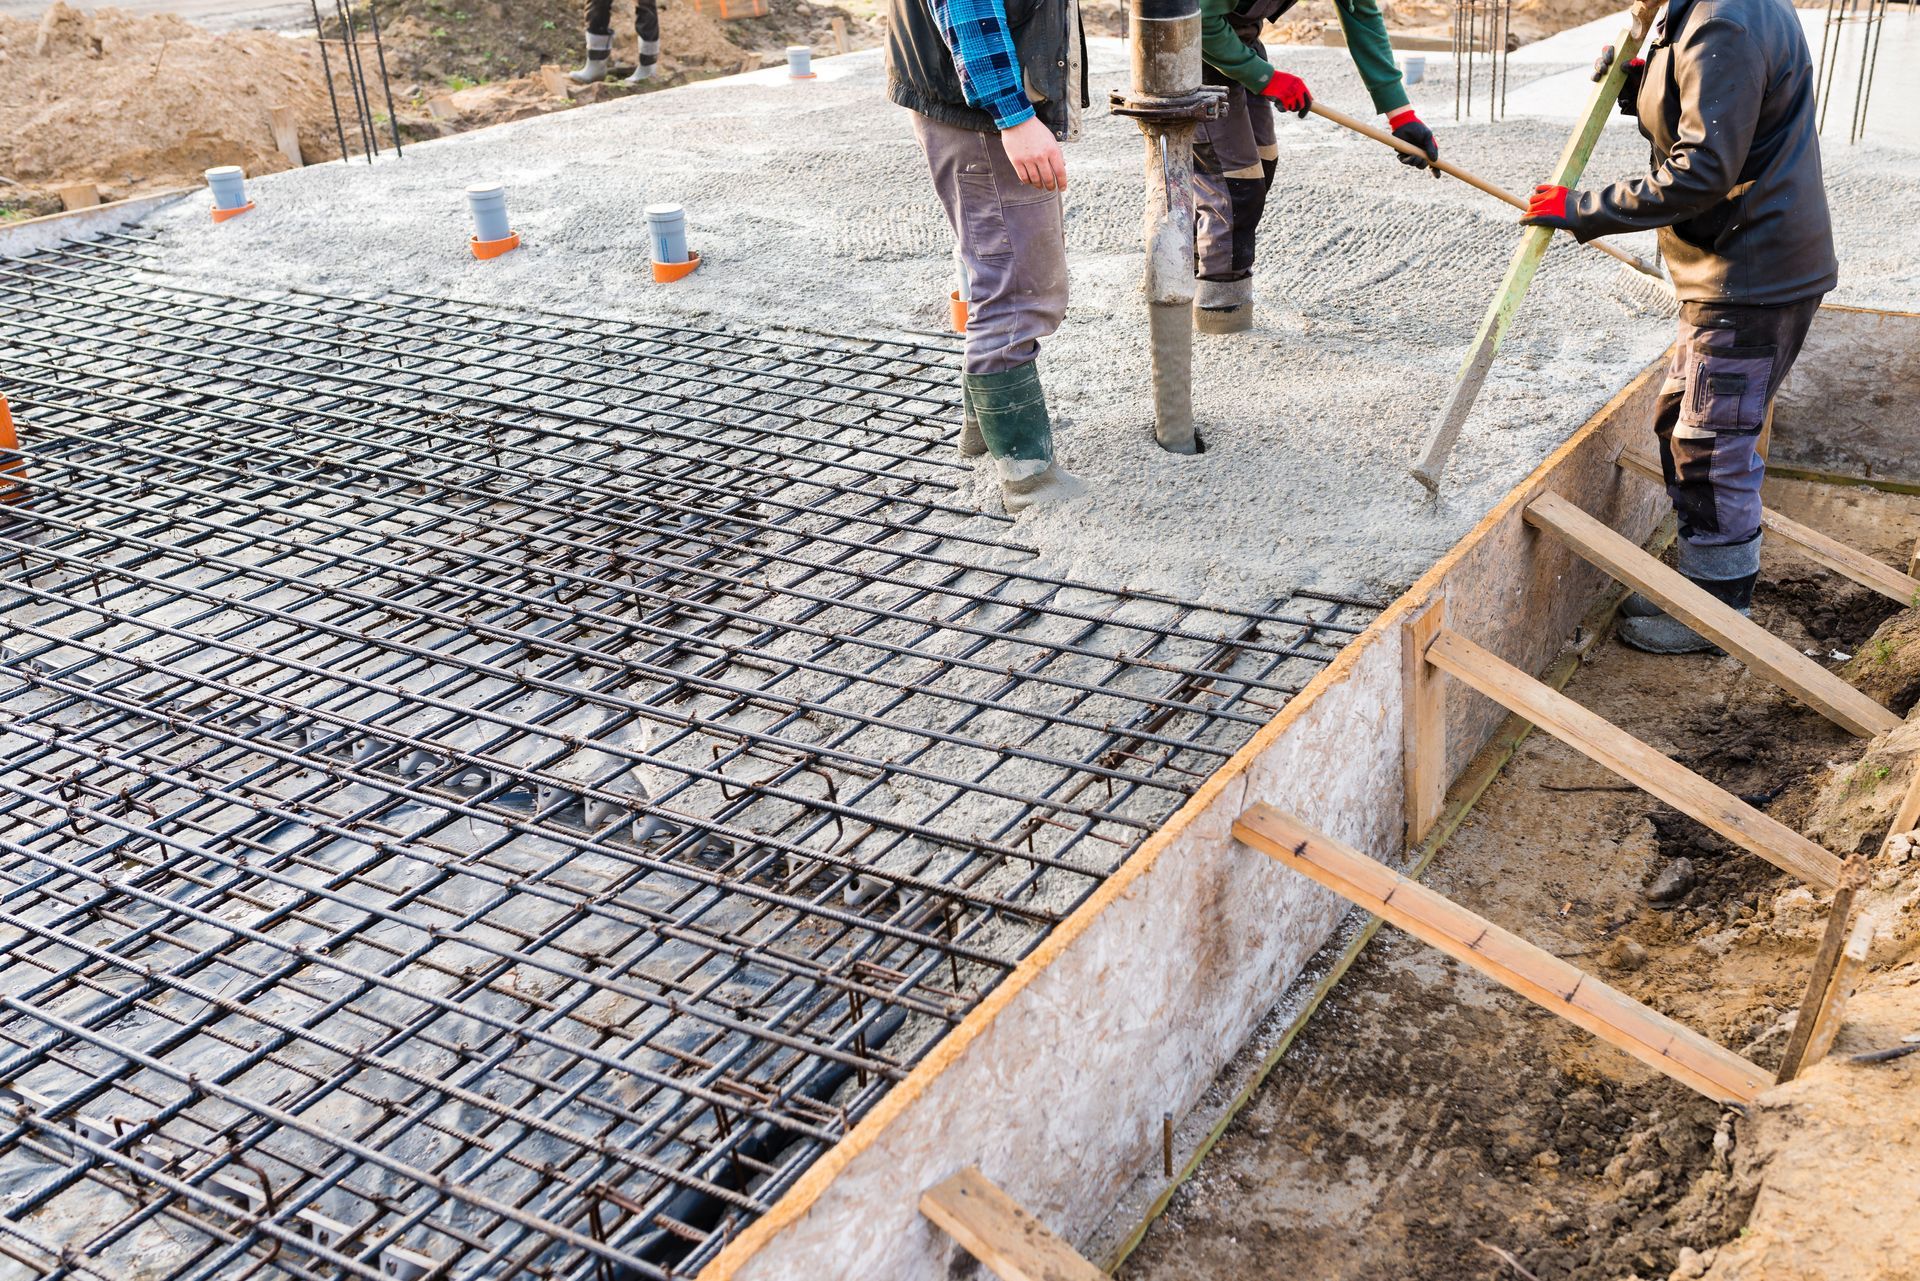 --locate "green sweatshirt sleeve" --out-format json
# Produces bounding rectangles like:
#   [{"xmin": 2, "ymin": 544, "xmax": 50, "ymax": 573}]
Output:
[
  {"xmin": 1199, "ymin": 0, "xmax": 1275, "ymax": 93},
  {"xmin": 1333, "ymin": 0, "xmax": 1410, "ymax": 115}
]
